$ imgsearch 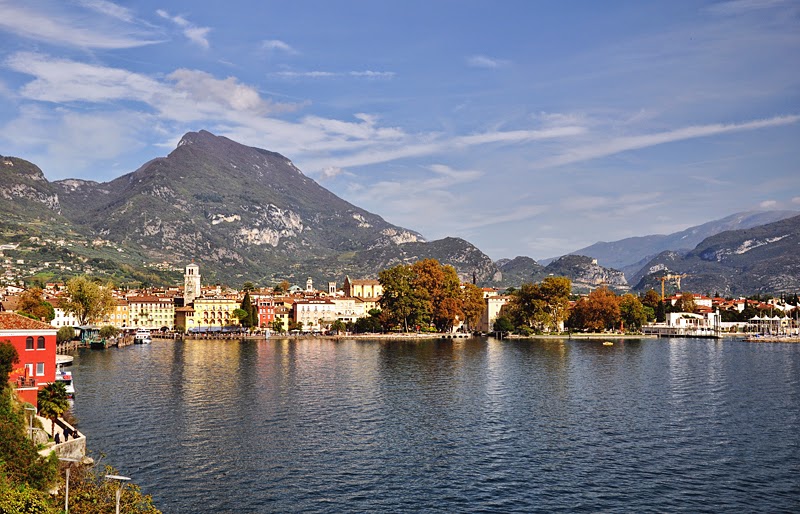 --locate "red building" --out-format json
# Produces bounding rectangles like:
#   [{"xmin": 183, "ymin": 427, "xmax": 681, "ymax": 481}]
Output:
[
  {"xmin": 1, "ymin": 312, "xmax": 57, "ymax": 407},
  {"xmin": 256, "ymin": 299, "xmax": 276, "ymax": 327}
]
